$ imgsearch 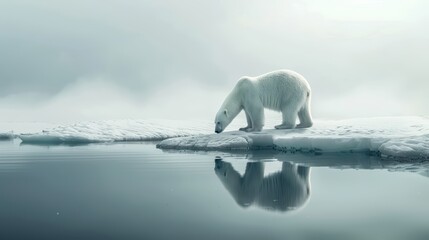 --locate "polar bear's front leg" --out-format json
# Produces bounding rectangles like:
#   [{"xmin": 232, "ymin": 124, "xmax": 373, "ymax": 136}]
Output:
[
  {"xmin": 239, "ymin": 111, "xmax": 253, "ymax": 131},
  {"xmin": 244, "ymin": 105, "xmax": 264, "ymax": 132},
  {"xmin": 240, "ymin": 84, "xmax": 264, "ymax": 132}
]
